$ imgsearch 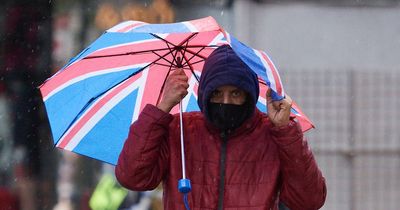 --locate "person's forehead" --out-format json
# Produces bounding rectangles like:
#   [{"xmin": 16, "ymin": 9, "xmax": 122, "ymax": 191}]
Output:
[{"xmin": 215, "ymin": 85, "xmax": 243, "ymax": 91}]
